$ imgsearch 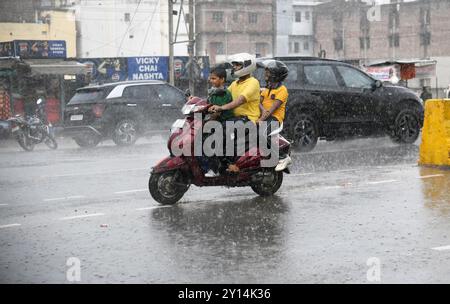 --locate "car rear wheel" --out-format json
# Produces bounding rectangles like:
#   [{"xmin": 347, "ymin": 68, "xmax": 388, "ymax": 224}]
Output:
[
  {"xmin": 112, "ymin": 119, "xmax": 138, "ymax": 146},
  {"xmin": 390, "ymin": 109, "xmax": 421, "ymax": 144},
  {"xmin": 291, "ymin": 113, "xmax": 319, "ymax": 152},
  {"xmin": 73, "ymin": 133, "xmax": 101, "ymax": 148}
]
